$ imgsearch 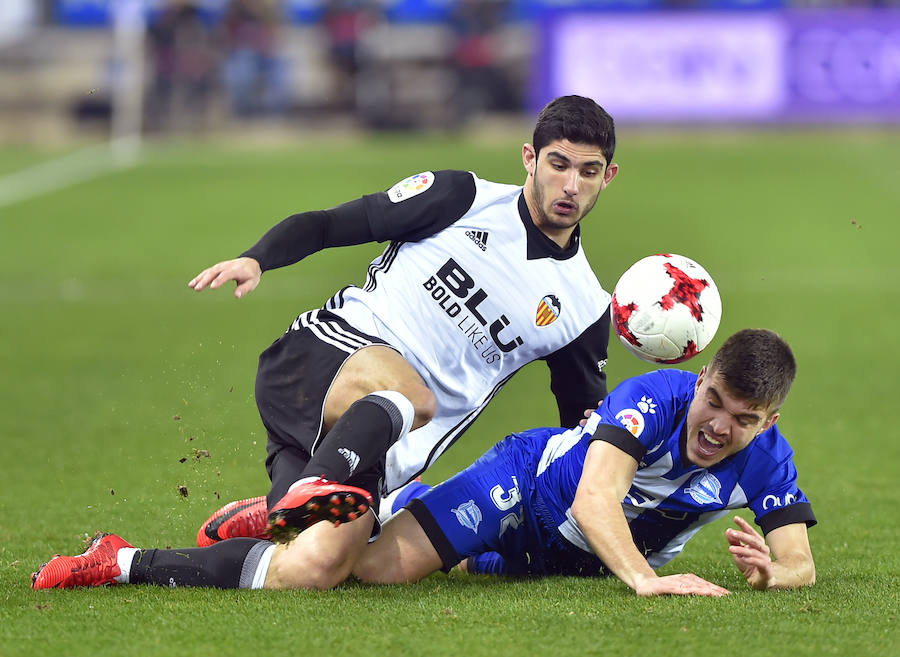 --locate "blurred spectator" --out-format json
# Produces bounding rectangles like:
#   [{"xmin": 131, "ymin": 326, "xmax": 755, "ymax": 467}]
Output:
[
  {"xmin": 322, "ymin": 0, "xmax": 382, "ymax": 113},
  {"xmin": 145, "ymin": 1, "xmax": 218, "ymax": 132},
  {"xmin": 449, "ymin": 0, "xmax": 519, "ymax": 124},
  {"xmin": 0, "ymin": 0, "xmax": 36, "ymax": 45},
  {"xmin": 221, "ymin": 0, "xmax": 288, "ymax": 118}
]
